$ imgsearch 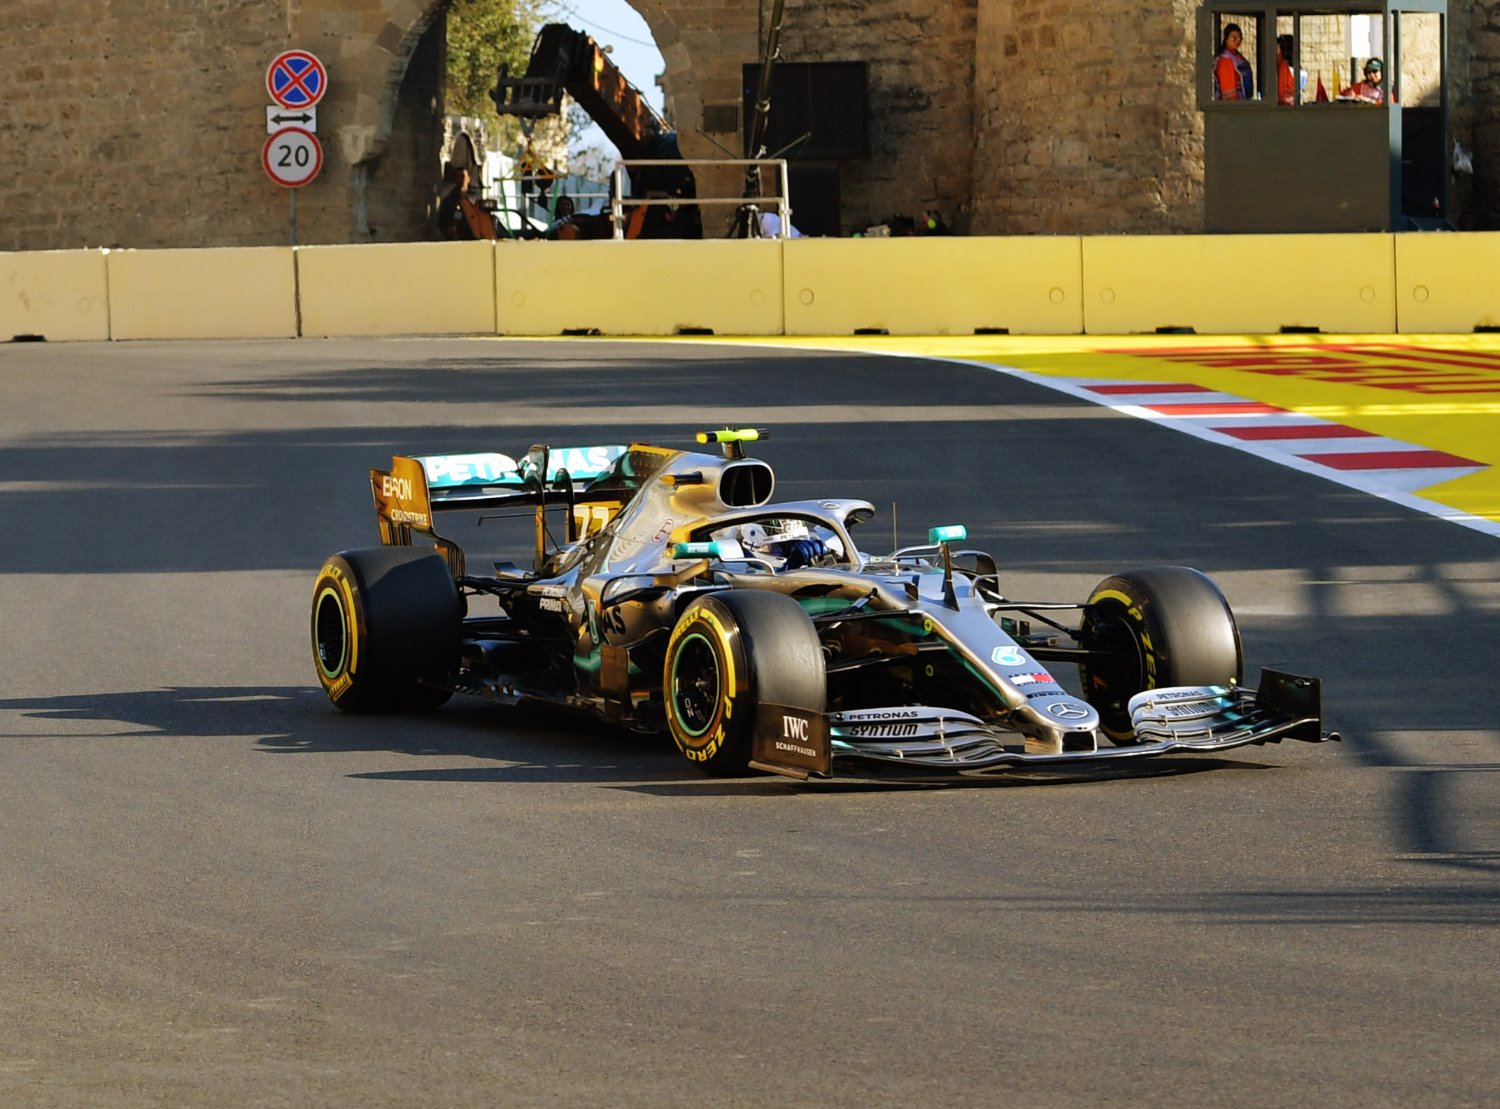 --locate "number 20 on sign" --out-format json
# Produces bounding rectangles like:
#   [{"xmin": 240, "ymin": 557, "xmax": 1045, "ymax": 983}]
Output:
[{"xmin": 262, "ymin": 126, "xmax": 323, "ymax": 188}]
